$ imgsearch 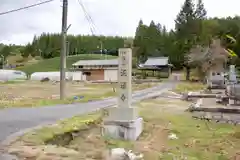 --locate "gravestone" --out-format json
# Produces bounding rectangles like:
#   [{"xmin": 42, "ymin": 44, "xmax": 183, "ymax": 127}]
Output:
[
  {"xmin": 226, "ymin": 65, "xmax": 238, "ymax": 105},
  {"xmin": 229, "ymin": 65, "xmax": 237, "ymax": 84},
  {"xmin": 102, "ymin": 48, "xmax": 143, "ymax": 140},
  {"xmin": 207, "ymin": 70, "xmax": 225, "ymax": 89}
]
